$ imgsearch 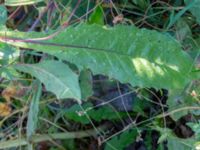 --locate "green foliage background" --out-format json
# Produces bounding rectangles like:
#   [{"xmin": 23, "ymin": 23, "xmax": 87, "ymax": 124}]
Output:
[{"xmin": 0, "ymin": 0, "xmax": 200, "ymax": 150}]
